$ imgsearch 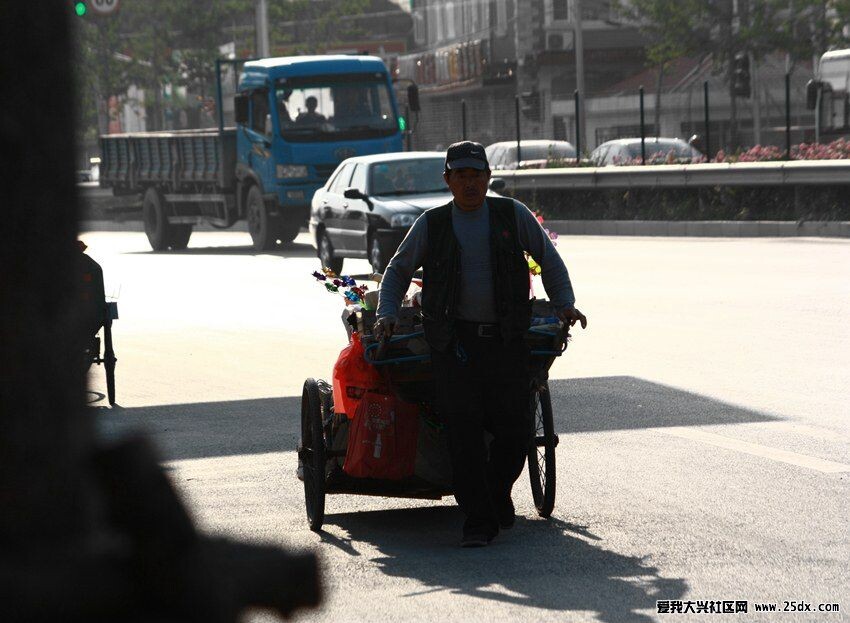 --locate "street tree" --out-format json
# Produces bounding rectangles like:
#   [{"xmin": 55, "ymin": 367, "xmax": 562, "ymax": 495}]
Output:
[
  {"xmin": 622, "ymin": 0, "xmax": 829, "ymax": 149},
  {"xmin": 617, "ymin": 0, "xmax": 712, "ymax": 139},
  {"xmin": 73, "ymin": 14, "xmax": 136, "ymax": 138},
  {"xmin": 268, "ymin": 0, "xmax": 371, "ymax": 53}
]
